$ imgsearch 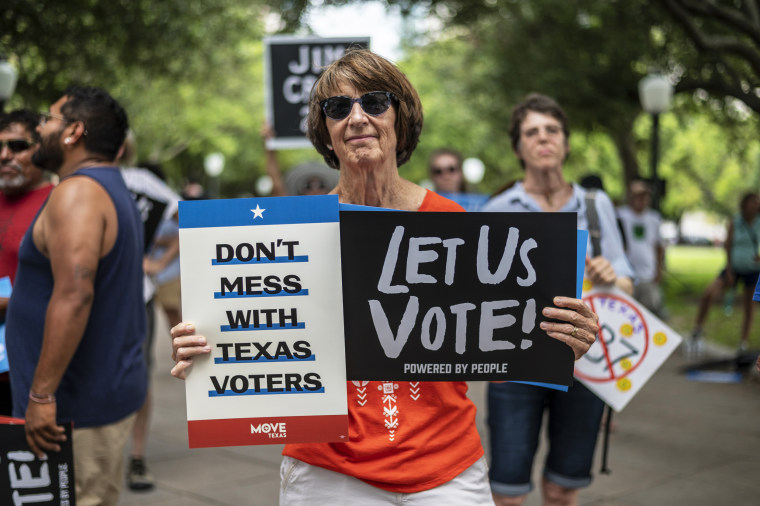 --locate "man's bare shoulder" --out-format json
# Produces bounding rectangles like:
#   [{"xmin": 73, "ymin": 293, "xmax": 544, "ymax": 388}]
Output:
[{"xmin": 46, "ymin": 174, "xmax": 112, "ymax": 216}]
